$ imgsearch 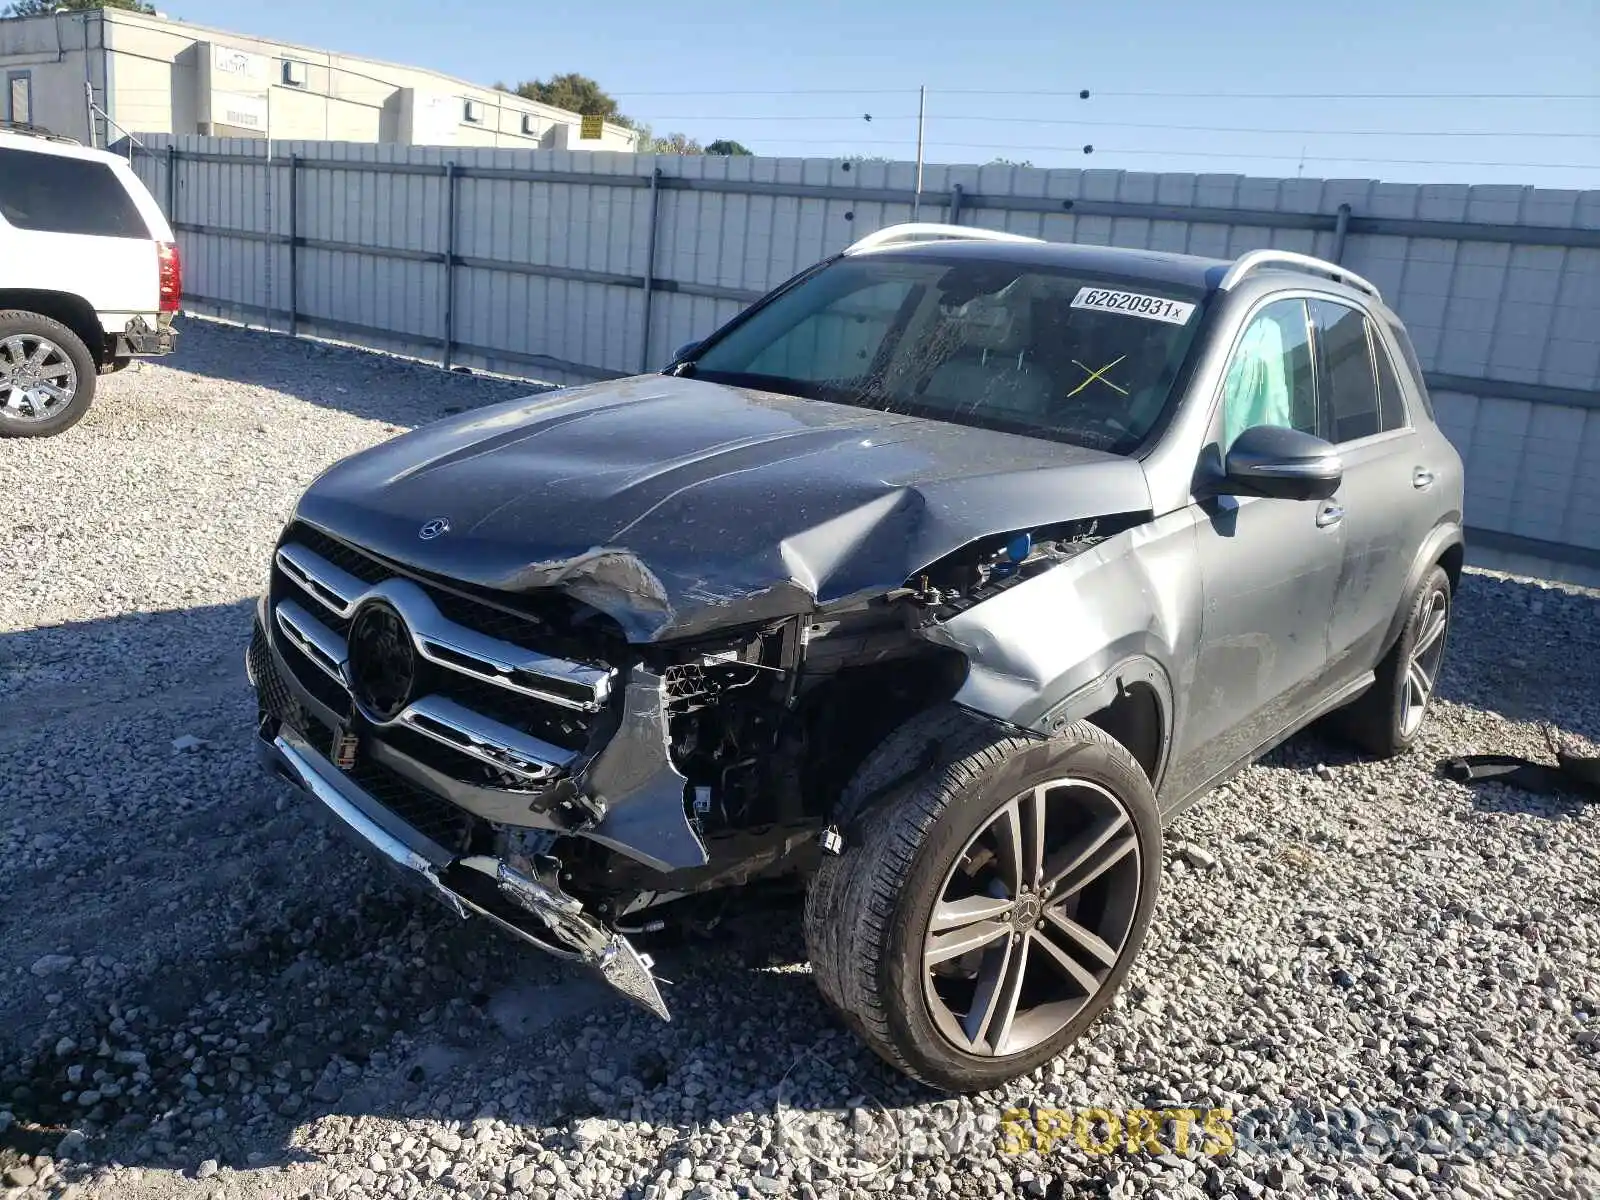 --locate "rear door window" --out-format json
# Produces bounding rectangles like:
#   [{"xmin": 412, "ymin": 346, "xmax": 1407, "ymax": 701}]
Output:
[
  {"xmin": 1310, "ymin": 299, "xmax": 1383, "ymax": 443},
  {"xmin": 0, "ymin": 147, "xmax": 149, "ymax": 238}
]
